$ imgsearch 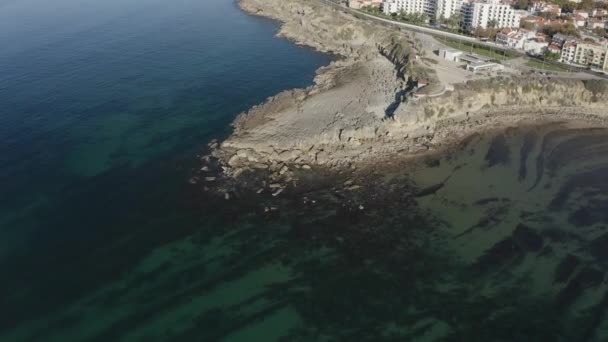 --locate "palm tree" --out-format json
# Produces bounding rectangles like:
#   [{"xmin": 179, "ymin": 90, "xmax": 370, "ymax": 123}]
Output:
[{"xmin": 488, "ymin": 19, "xmax": 499, "ymax": 29}]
